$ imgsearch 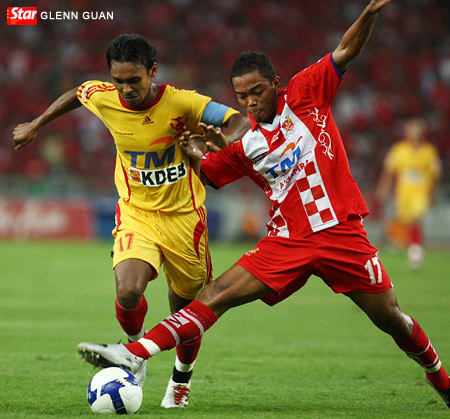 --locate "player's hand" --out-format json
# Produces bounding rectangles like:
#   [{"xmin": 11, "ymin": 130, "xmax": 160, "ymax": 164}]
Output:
[
  {"xmin": 12, "ymin": 122, "xmax": 38, "ymax": 150},
  {"xmin": 366, "ymin": 0, "xmax": 391, "ymax": 14},
  {"xmin": 197, "ymin": 122, "xmax": 229, "ymax": 152},
  {"xmin": 179, "ymin": 128, "xmax": 207, "ymax": 160}
]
